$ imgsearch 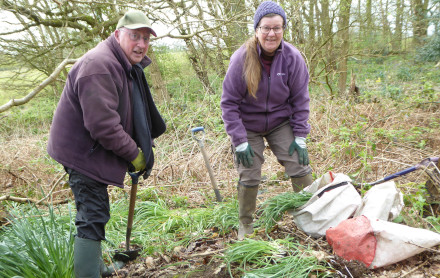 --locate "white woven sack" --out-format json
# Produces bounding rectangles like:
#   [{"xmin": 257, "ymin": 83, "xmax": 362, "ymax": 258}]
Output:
[
  {"xmin": 369, "ymin": 218, "xmax": 440, "ymax": 268},
  {"xmin": 289, "ymin": 173, "xmax": 362, "ymax": 238},
  {"xmin": 354, "ymin": 181, "xmax": 404, "ymax": 221}
]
